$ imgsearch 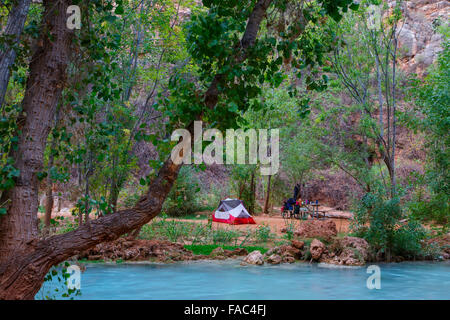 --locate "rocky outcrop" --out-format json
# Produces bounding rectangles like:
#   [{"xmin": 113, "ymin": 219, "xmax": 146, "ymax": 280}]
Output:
[
  {"xmin": 396, "ymin": 0, "xmax": 449, "ymax": 76},
  {"xmin": 310, "ymin": 239, "xmax": 326, "ymax": 261},
  {"xmin": 78, "ymin": 238, "xmax": 194, "ymax": 262},
  {"xmin": 78, "ymin": 239, "xmax": 252, "ymax": 263},
  {"xmin": 209, "ymin": 247, "xmax": 226, "ymax": 260},
  {"xmin": 210, "ymin": 247, "xmax": 249, "ymax": 259},
  {"xmin": 224, "ymin": 247, "xmax": 248, "ymax": 257},
  {"xmin": 321, "ymin": 236, "xmax": 370, "ymax": 266},
  {"xmin": 265, "ymin": 243, "xmax": 302, "ymax": 263},
  {"xmin": 241, "ymin": 250, "xmax": 264, "ymax": 265},
  {"xmin": 294, "ymin": 220, "xmax": 338, "ymax": 241},
  {"xmin": 266, "ymin": 254, "xmax": 282, "ymax": 264},
  {"xmin": 427, "ymin": 233, "xmax": 450, "ymax": 260},
  {"xmin": 291, "ymin": 240, "xmax": 305, "ymax": 250},
  {"xmin": 282, "ymin": 255, "xmax": 296, "ymax": 264}
]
